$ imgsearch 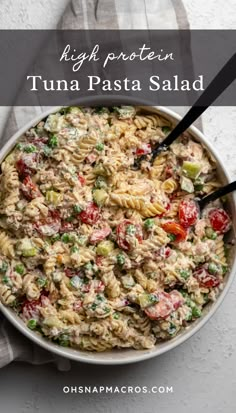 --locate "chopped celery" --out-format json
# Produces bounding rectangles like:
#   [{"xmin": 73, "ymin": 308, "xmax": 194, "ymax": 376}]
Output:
[
  {"xmin": 93, "ymin": 164, "xmax": 107, "ymax": 176},
  {"xmin": 93, "ymin": 189, "xmax": 107, "ymax": 206},
  {"xmin": 46, "ymin": 190, "xmax": 63, "ymax": 206},
  {"xmin": 96, "ymin": 240, "xmax": 114, "ymax": 256},
  {"xmin": 205, "ymin": 227, "xmax": 217, "ymax": 240},
  {"xmin": 180, "ymin": 176, "xmax": 194, "ymax": 193},
  {"xmin": 67, "ymin": 106, "xmax": 81, "ymax": 114},
  {"xmin": 22, "ymin": 247, "xmax": 37, "ymax": 257},
  {"xmin": 139, "ymin": 293, "xmax": 159, "ymax": 308},
  {"xmin": 121, "ymin": 275, "xmax": 135, "ymax": 289},
  {"xmin": 182, "ymin": 161, "xmax": 201, "ymax": 180}
]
